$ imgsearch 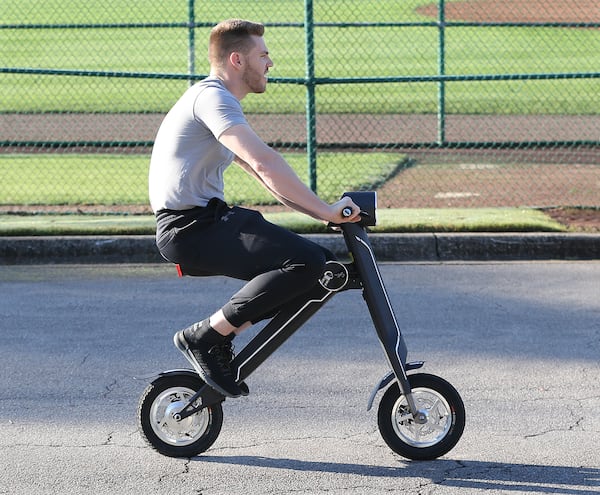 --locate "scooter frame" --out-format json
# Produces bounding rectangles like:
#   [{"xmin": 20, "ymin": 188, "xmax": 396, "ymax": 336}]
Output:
[{"xmin": 169, "ymin": 191, "xmax": 427, "ymax": 424}]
